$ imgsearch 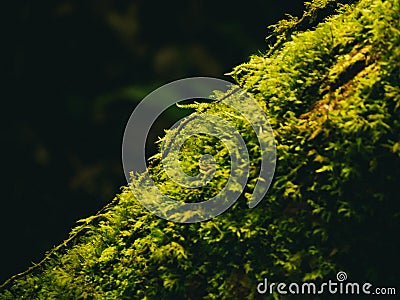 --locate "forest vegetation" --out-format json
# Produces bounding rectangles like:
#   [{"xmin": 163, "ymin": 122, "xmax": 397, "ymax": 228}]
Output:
[{"xmin": 1, "ymin": 0, "xmax": 399, "ymax": 298}]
